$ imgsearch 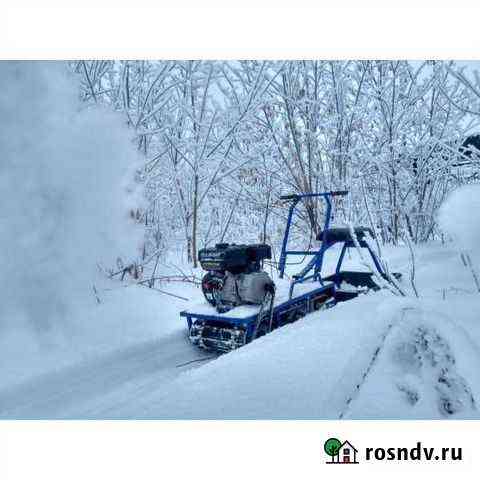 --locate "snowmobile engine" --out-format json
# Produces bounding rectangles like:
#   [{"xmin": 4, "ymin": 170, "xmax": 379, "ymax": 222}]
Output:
[{"xmin": 198, "ymin": 243, "xmax": 274, "ymax": 313}]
